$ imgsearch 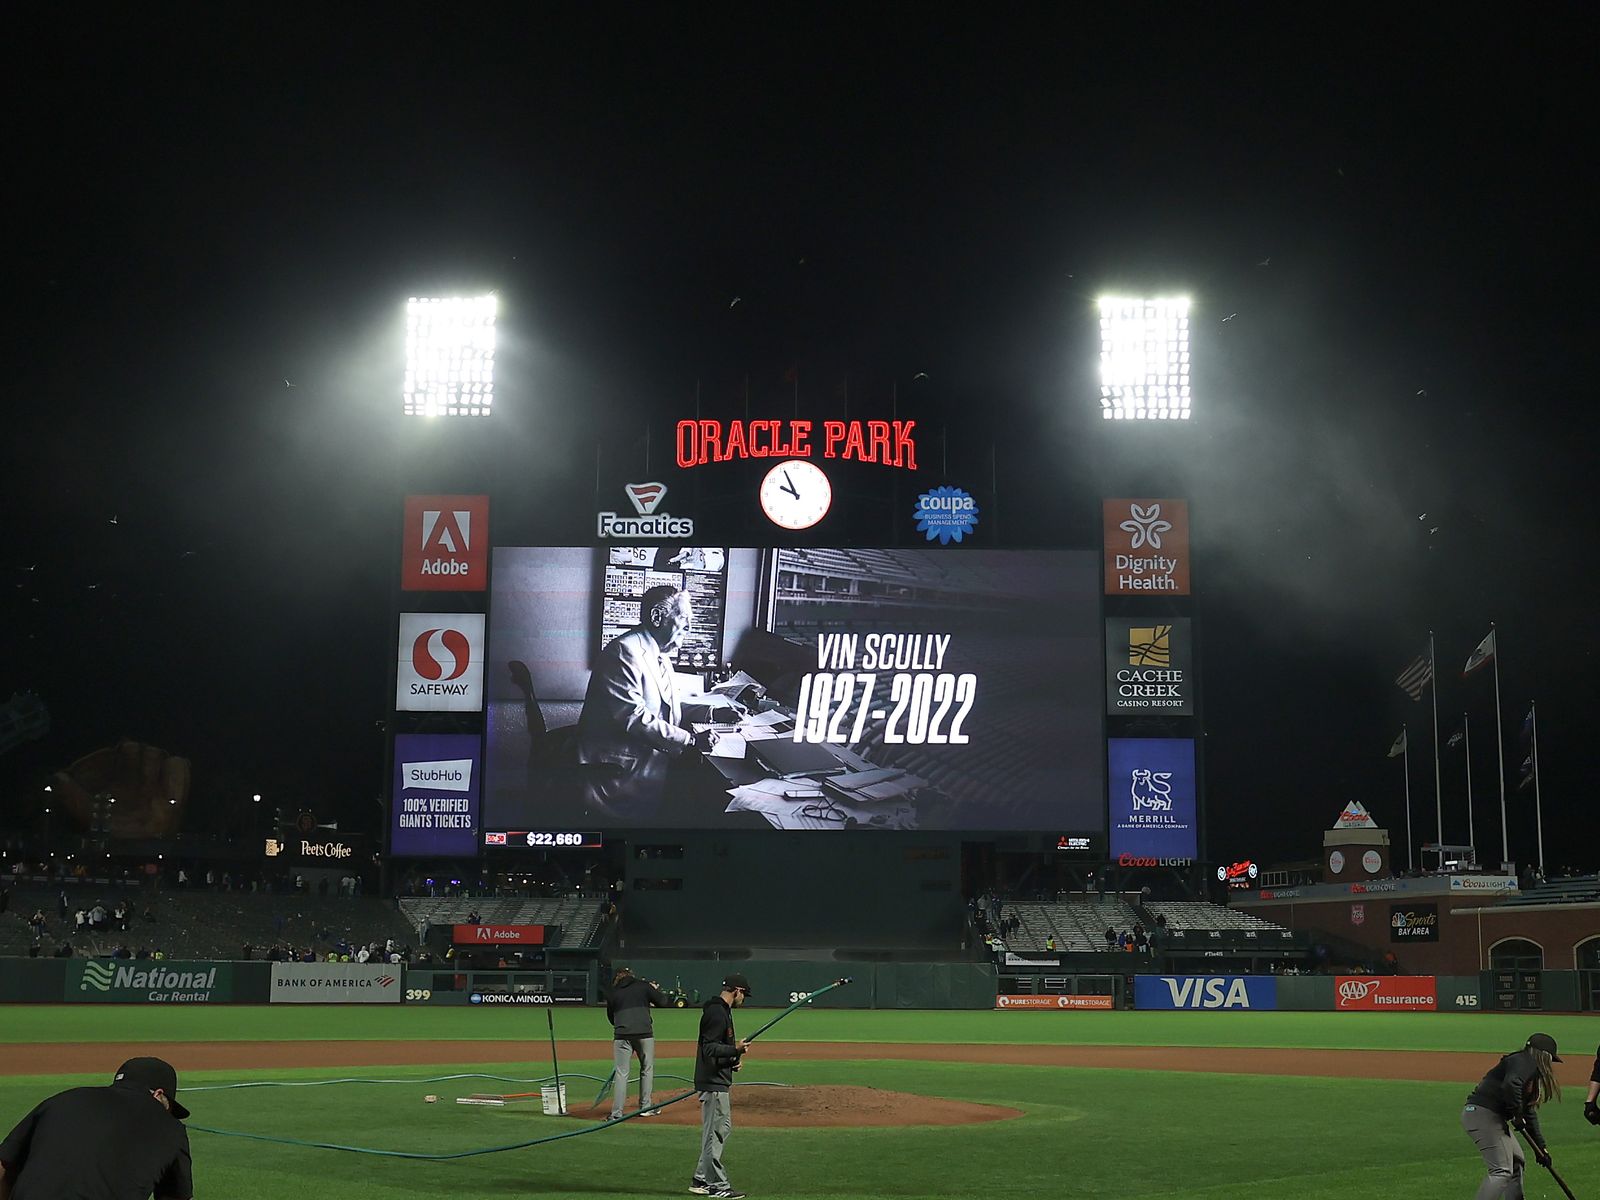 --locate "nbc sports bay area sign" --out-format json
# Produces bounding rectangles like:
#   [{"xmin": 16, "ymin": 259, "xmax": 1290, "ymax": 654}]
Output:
[{"xmin": 66, "ymin": 961, "xmax": 233, "ymax": 1003}]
